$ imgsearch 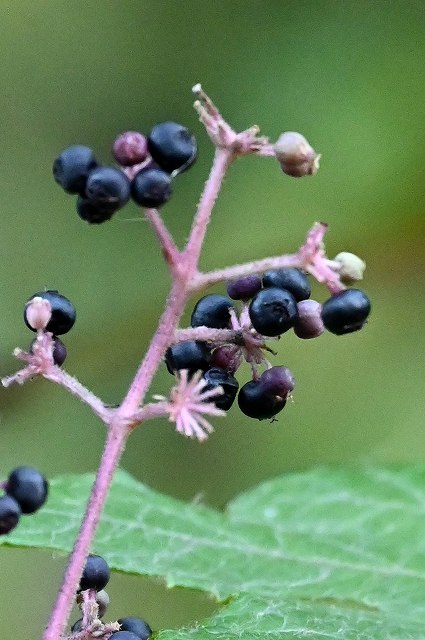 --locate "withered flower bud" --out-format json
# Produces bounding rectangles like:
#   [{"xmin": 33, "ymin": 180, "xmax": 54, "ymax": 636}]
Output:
[{"xmin": 274, "ymin": 131, "xmax": 320, "ymax": 177}]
